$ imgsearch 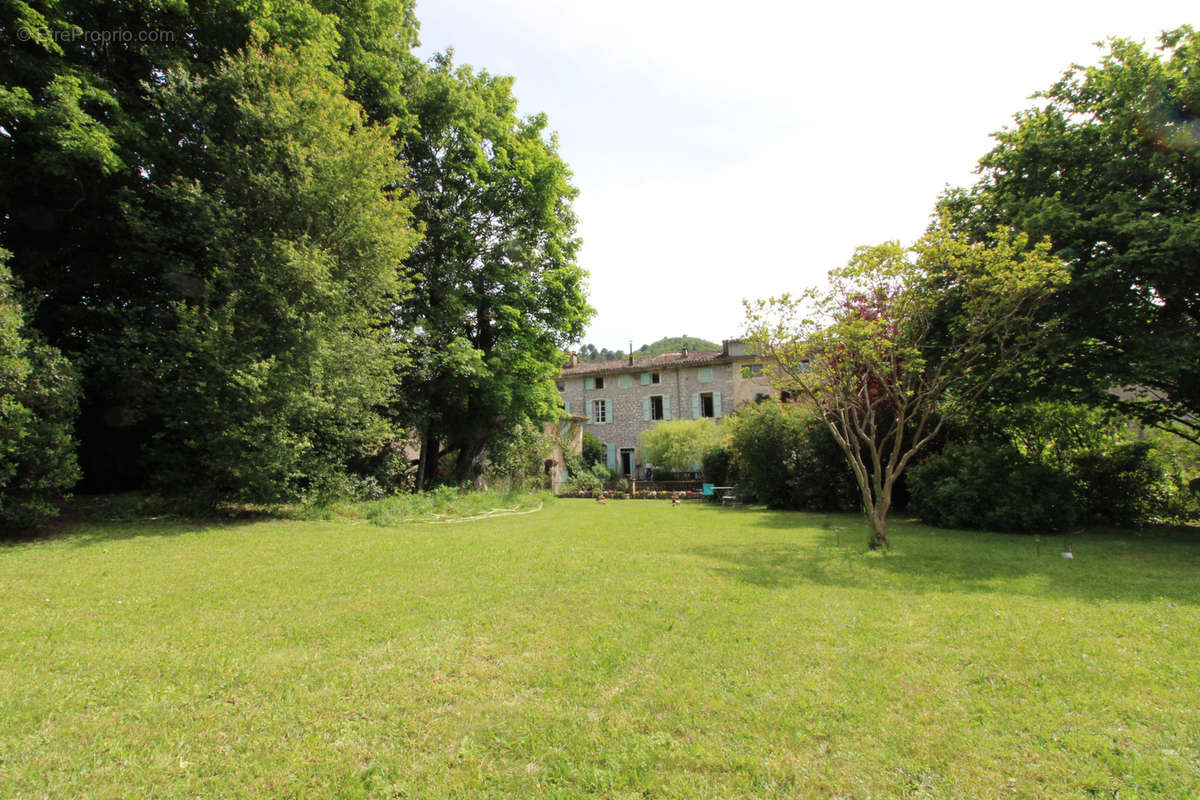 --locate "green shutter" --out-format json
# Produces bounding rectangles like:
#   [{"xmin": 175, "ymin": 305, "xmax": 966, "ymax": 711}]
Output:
[
  {"xmin": 640, "ymin": 372, "xmax": 650, "ymax": 386},
  {"xmin": 642, "ymin": 396, "xmax": 650, "ymax": 421},
  {"xmin": 619, "ymin": 374, "xmax": 631, "ymax": 388},
  {"xmin": 699, "ymin": 367, "xmax": 712, "ymax": 383},
  {"xmin": 605, "ymin": 399, "xmax": 613, "ymax": 423},
  {"xmin": 585, "ymin": 377, "xmax": 594, "ymax": 391},
  {"xmin": 692, "ymin": 393, "xmax": 700, "ymax": 419},
  {"xmin": 586, "ymin": 400, "xmax": 593, "ymax": 423},
  {"xmin": 664, "ymin": 396, "xmax": 672, "ymax": 420},
  {"xmin": 564, "ymin": 400, "xmax": 572, "ymax": 414},
  {"xmin": 714, "ymin": 391, "xmax": 722, "ymax": 418},
  {"xmin": 606, "ymin": 443, "xmax": 617, "ymax": 471}
]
